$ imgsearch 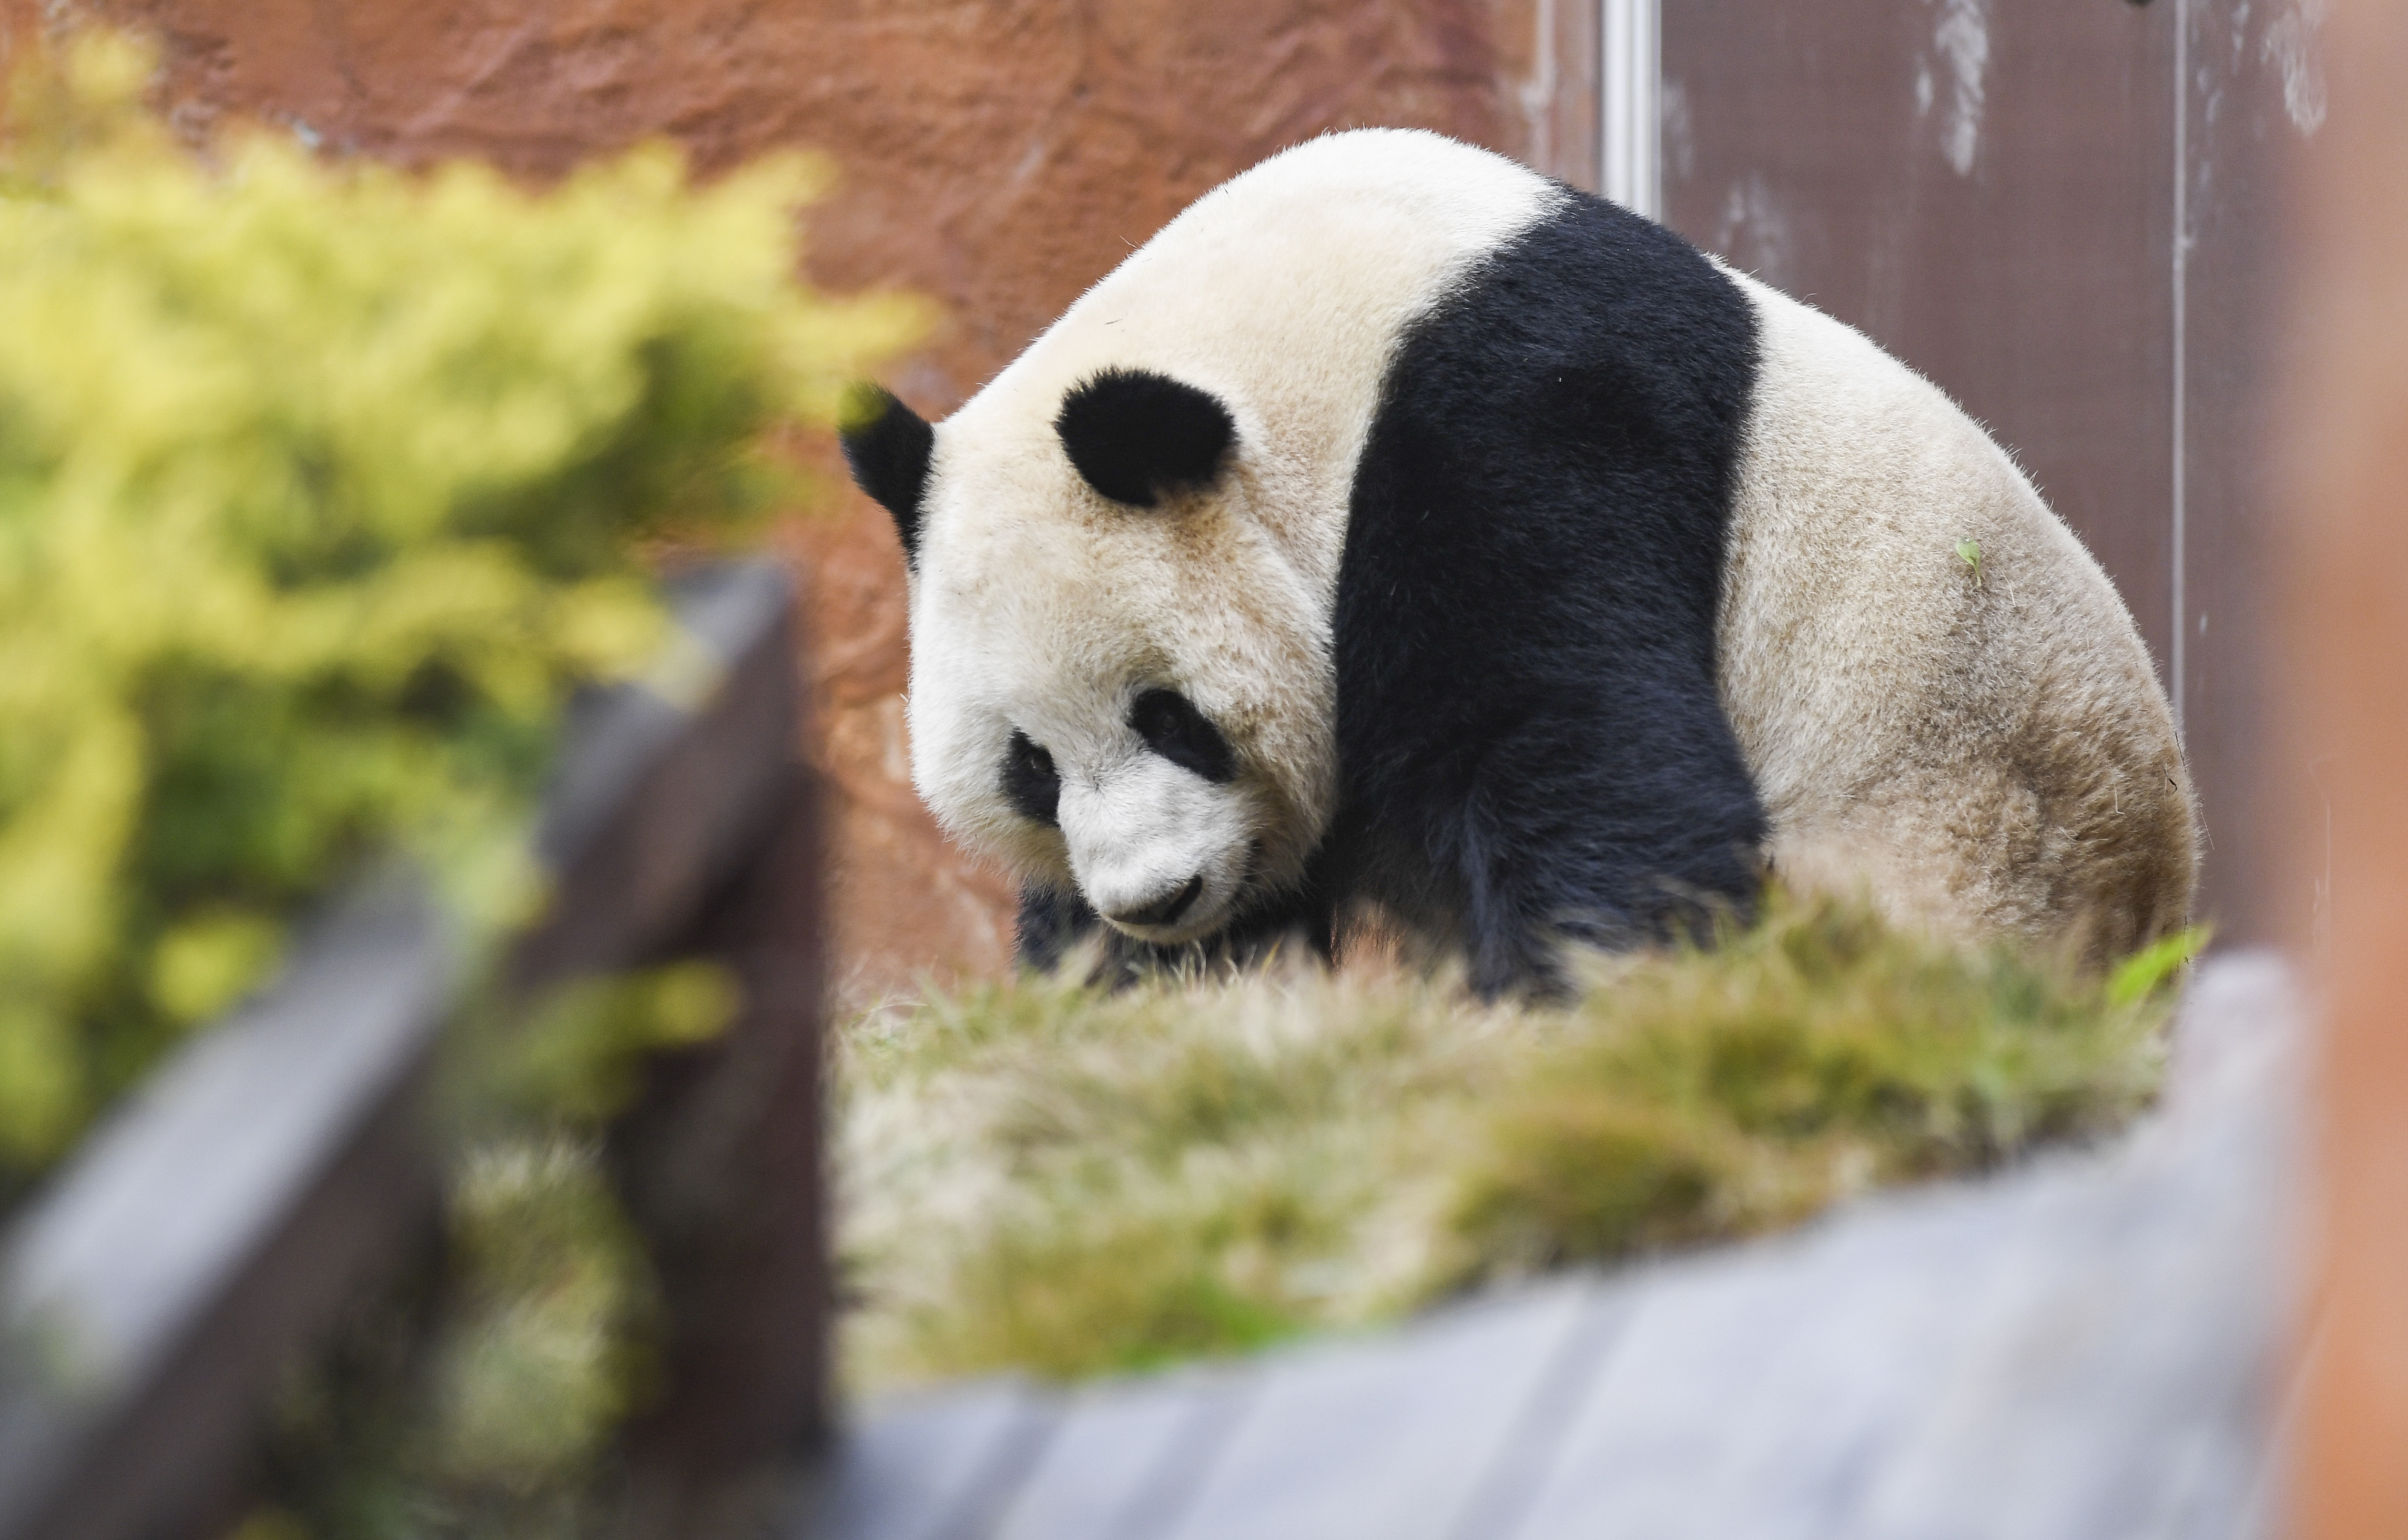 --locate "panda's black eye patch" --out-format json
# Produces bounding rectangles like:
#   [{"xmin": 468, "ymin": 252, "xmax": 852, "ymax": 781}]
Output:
[
  {"xmin": 1002, "ymin": 731, "xmax": 1061, "ymax": 826},
  {"xmin": 1129, "ymin": 688, "xmax": 1237, "ymax": 784}
]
